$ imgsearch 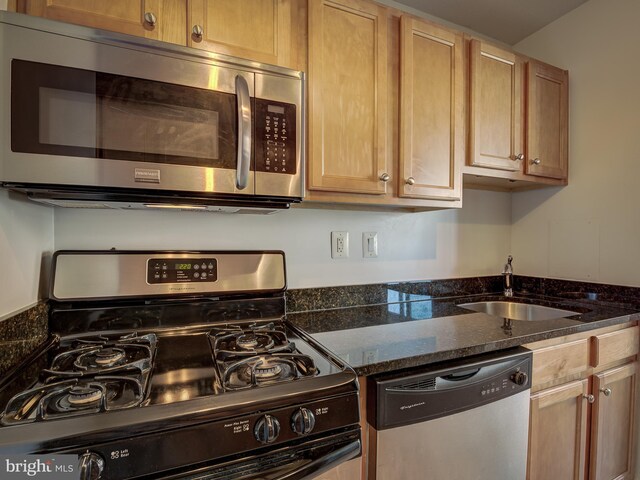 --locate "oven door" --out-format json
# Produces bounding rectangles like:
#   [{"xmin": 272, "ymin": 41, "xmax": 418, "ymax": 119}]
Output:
[
  {"xmin": 1, "ymin": 20, "xmax": 254, "ymax": 196},
  {"xmin": 162, "ymin": 429, "xmax": 361, "ymax": 480}
]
